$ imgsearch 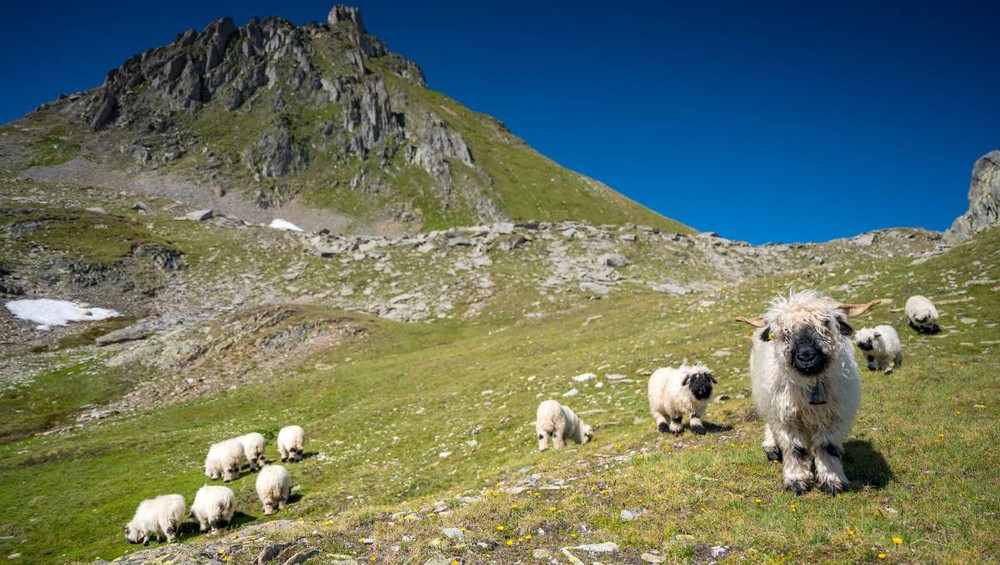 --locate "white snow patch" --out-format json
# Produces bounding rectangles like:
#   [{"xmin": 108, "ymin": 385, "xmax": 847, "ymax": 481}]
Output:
[
  {"xmin": 6, "ymin": 299, "xmax": 121, "ymax": 330},
  {"xmin": 269, "ymin": 218, "xmax": 304, "ymax": 232}
]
